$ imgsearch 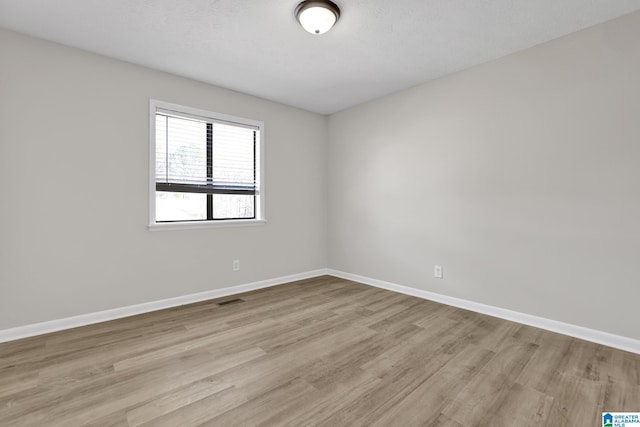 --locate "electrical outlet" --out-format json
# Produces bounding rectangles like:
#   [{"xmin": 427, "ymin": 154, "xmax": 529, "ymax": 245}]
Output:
[
  {"xmin": 232, "ymin": 260, "xmax": 240, "ymax": 271},
  {"xmin": 434, "ymin": 265, "xmax": 443, "ymax": 279}
]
